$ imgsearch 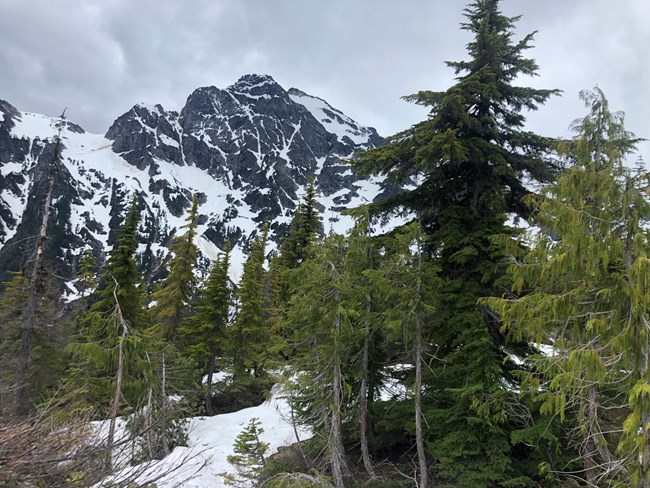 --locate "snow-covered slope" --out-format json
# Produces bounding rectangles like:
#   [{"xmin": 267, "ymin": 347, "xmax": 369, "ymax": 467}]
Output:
[
  {"xmin": 98, "ymin": 390, "xmax": 311, "ymax": 487},
  {"xmin": 0, "ymin": 75, "xmax": 390, "ymax": 283}
]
